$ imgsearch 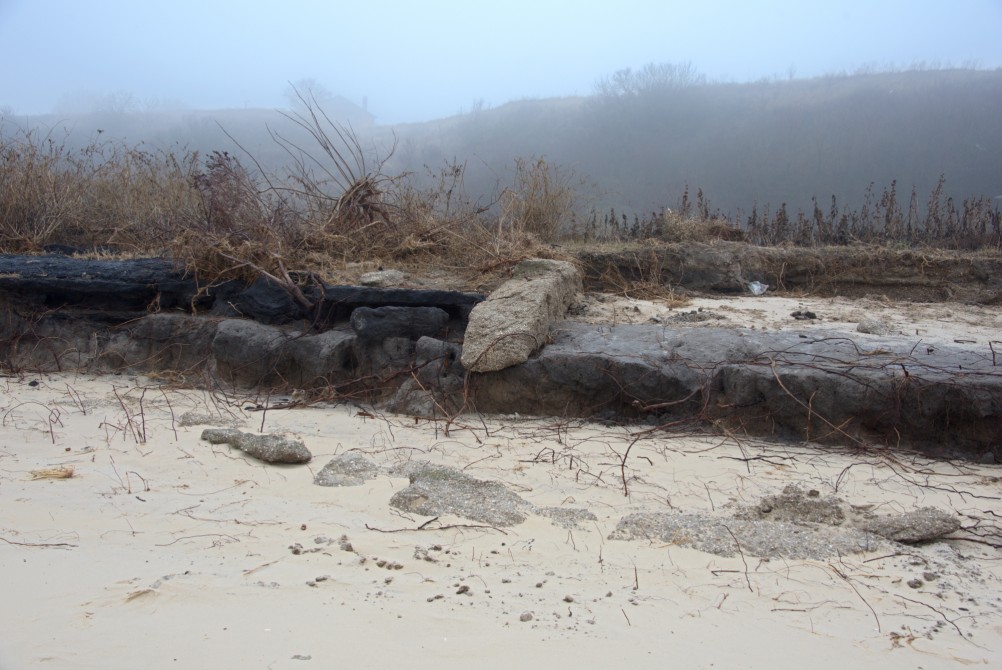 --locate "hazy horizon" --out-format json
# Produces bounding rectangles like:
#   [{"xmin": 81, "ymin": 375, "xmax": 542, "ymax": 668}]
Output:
[{"xmin": 3, "ymin": 0, "xmax": 1002, "ymax": 124}]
